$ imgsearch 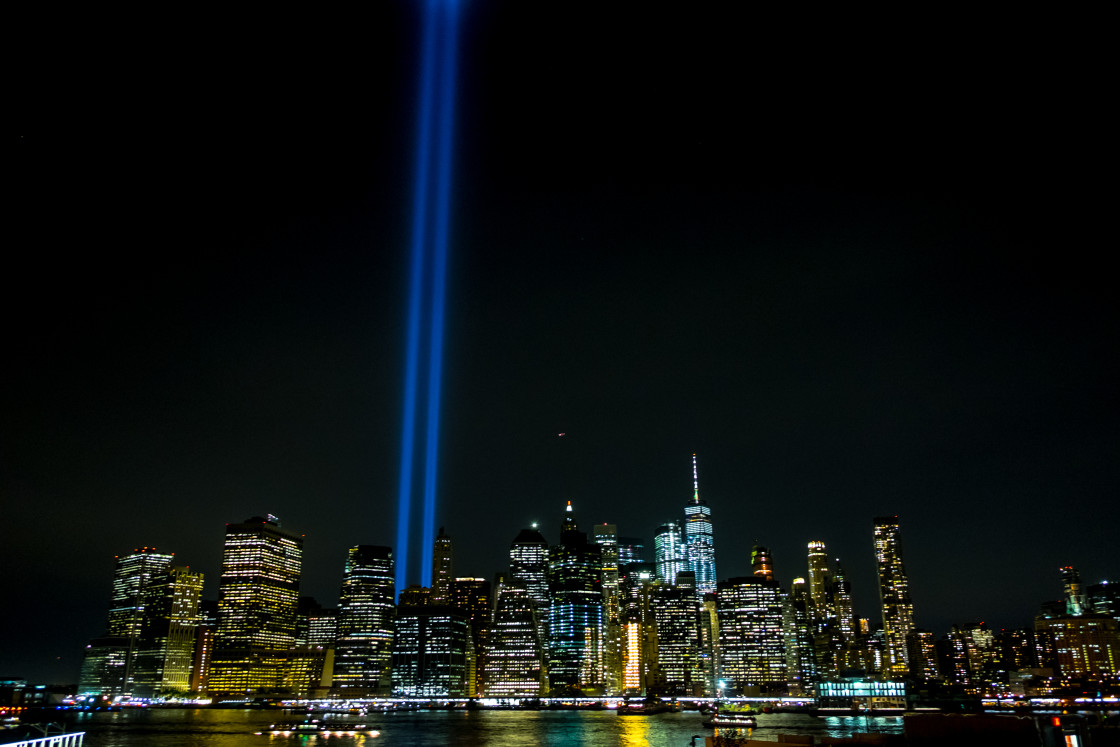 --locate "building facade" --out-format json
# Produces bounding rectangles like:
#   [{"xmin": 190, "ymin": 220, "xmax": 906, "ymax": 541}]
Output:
[
  {"xmin": 209, "ymin": 515, "xmax": 303, "ymax": 697},
  {"xmin": 873, "ymin": 516, "xmax": 915, "ymax": 676},
  {"xmin": 332, "ymin": 545, "xmax": 395, "ymax": 696}
]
